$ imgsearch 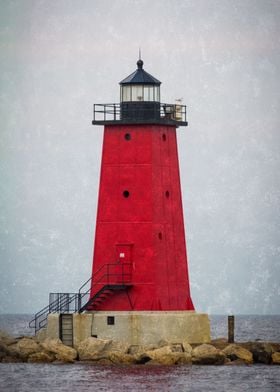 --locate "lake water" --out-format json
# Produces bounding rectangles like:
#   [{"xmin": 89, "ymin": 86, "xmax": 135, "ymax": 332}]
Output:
[{"xmin": 0, "ymin": 314, "xmax": 279, "ymax": 391}]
